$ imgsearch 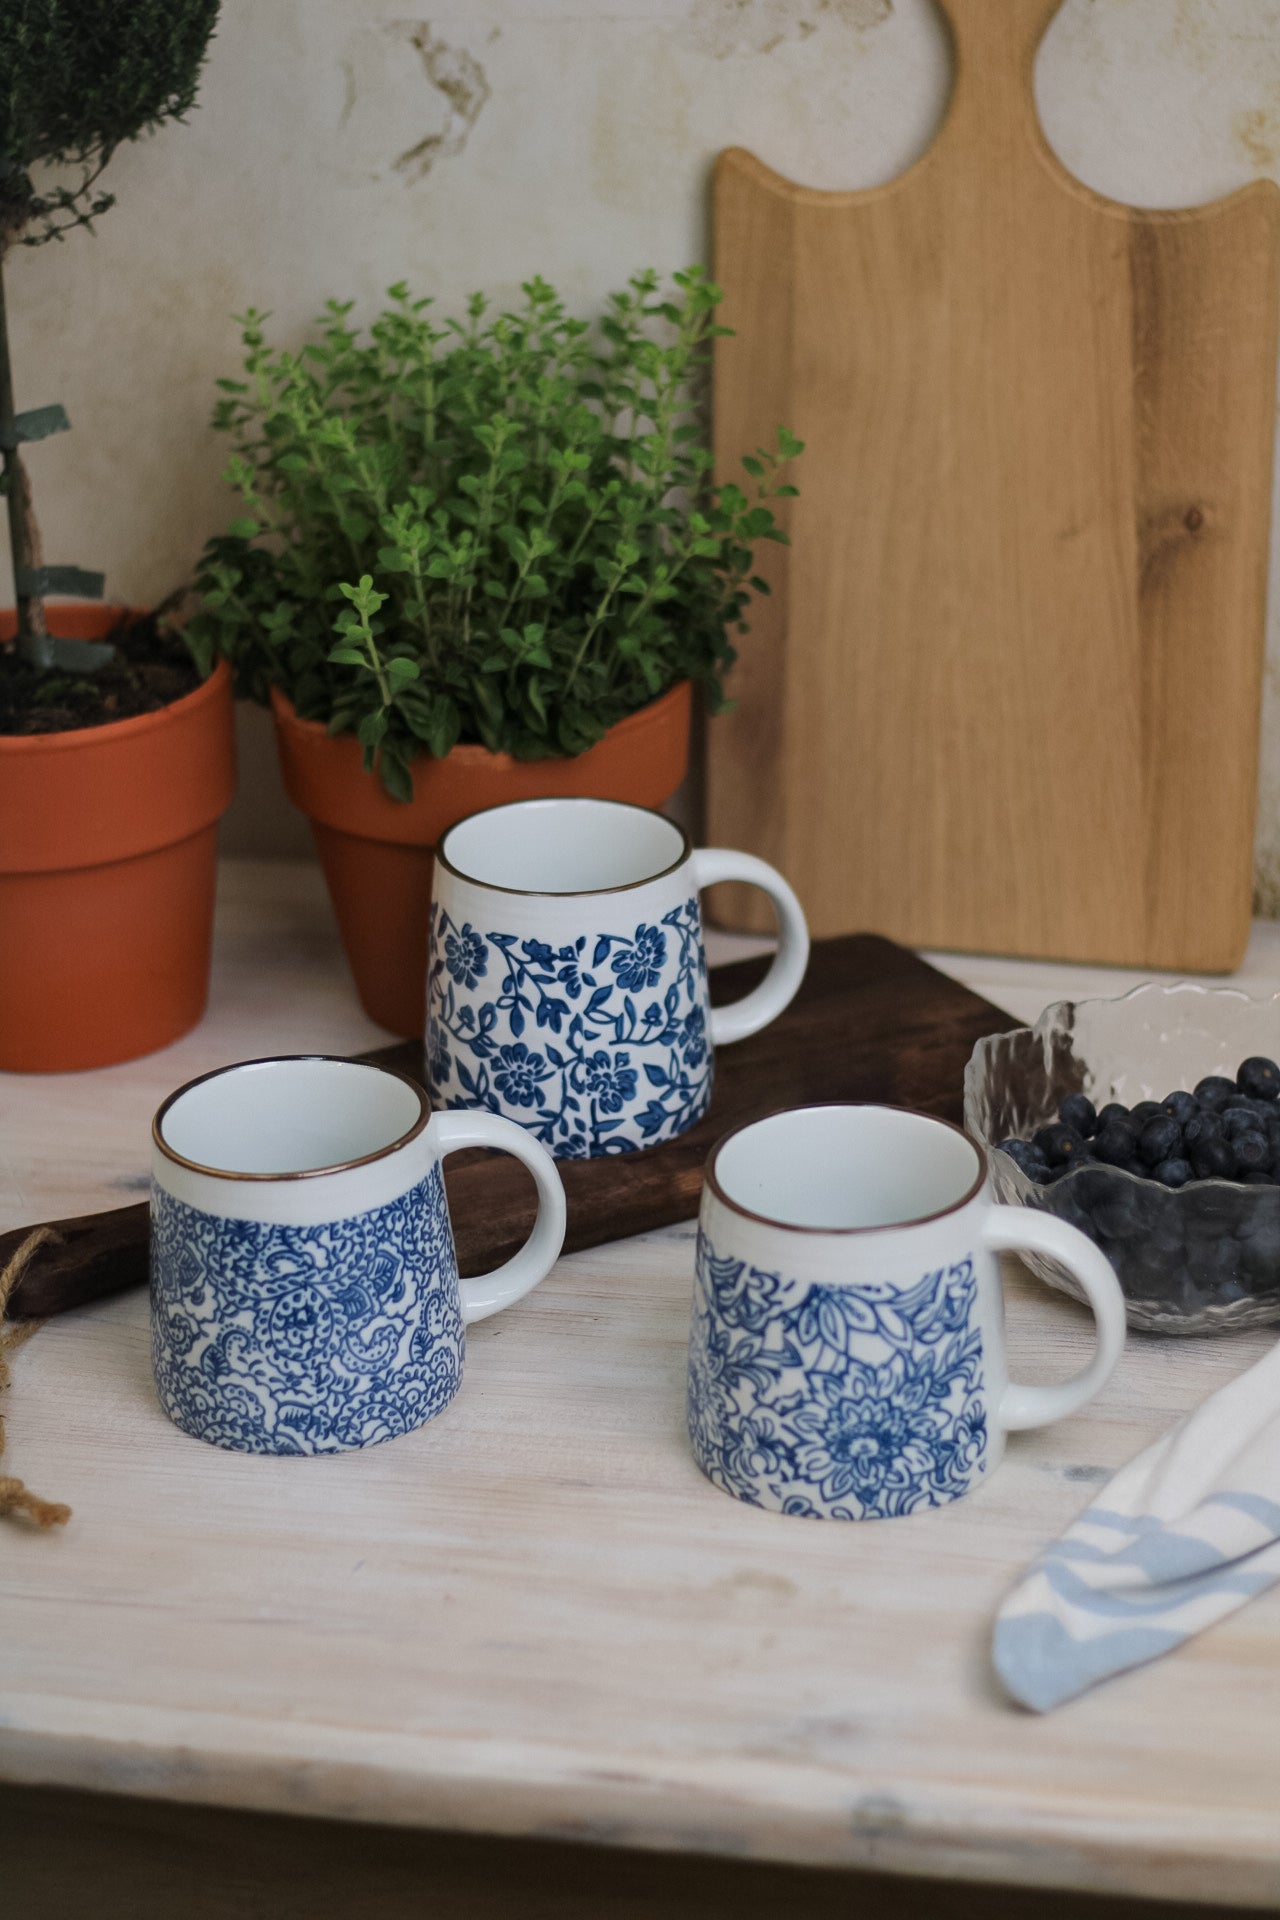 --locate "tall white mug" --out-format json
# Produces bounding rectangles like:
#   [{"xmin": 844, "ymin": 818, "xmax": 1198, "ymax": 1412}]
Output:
[{"xmin": 427, "ymin": 797, "xmax": 809, "ymax": 1158}]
